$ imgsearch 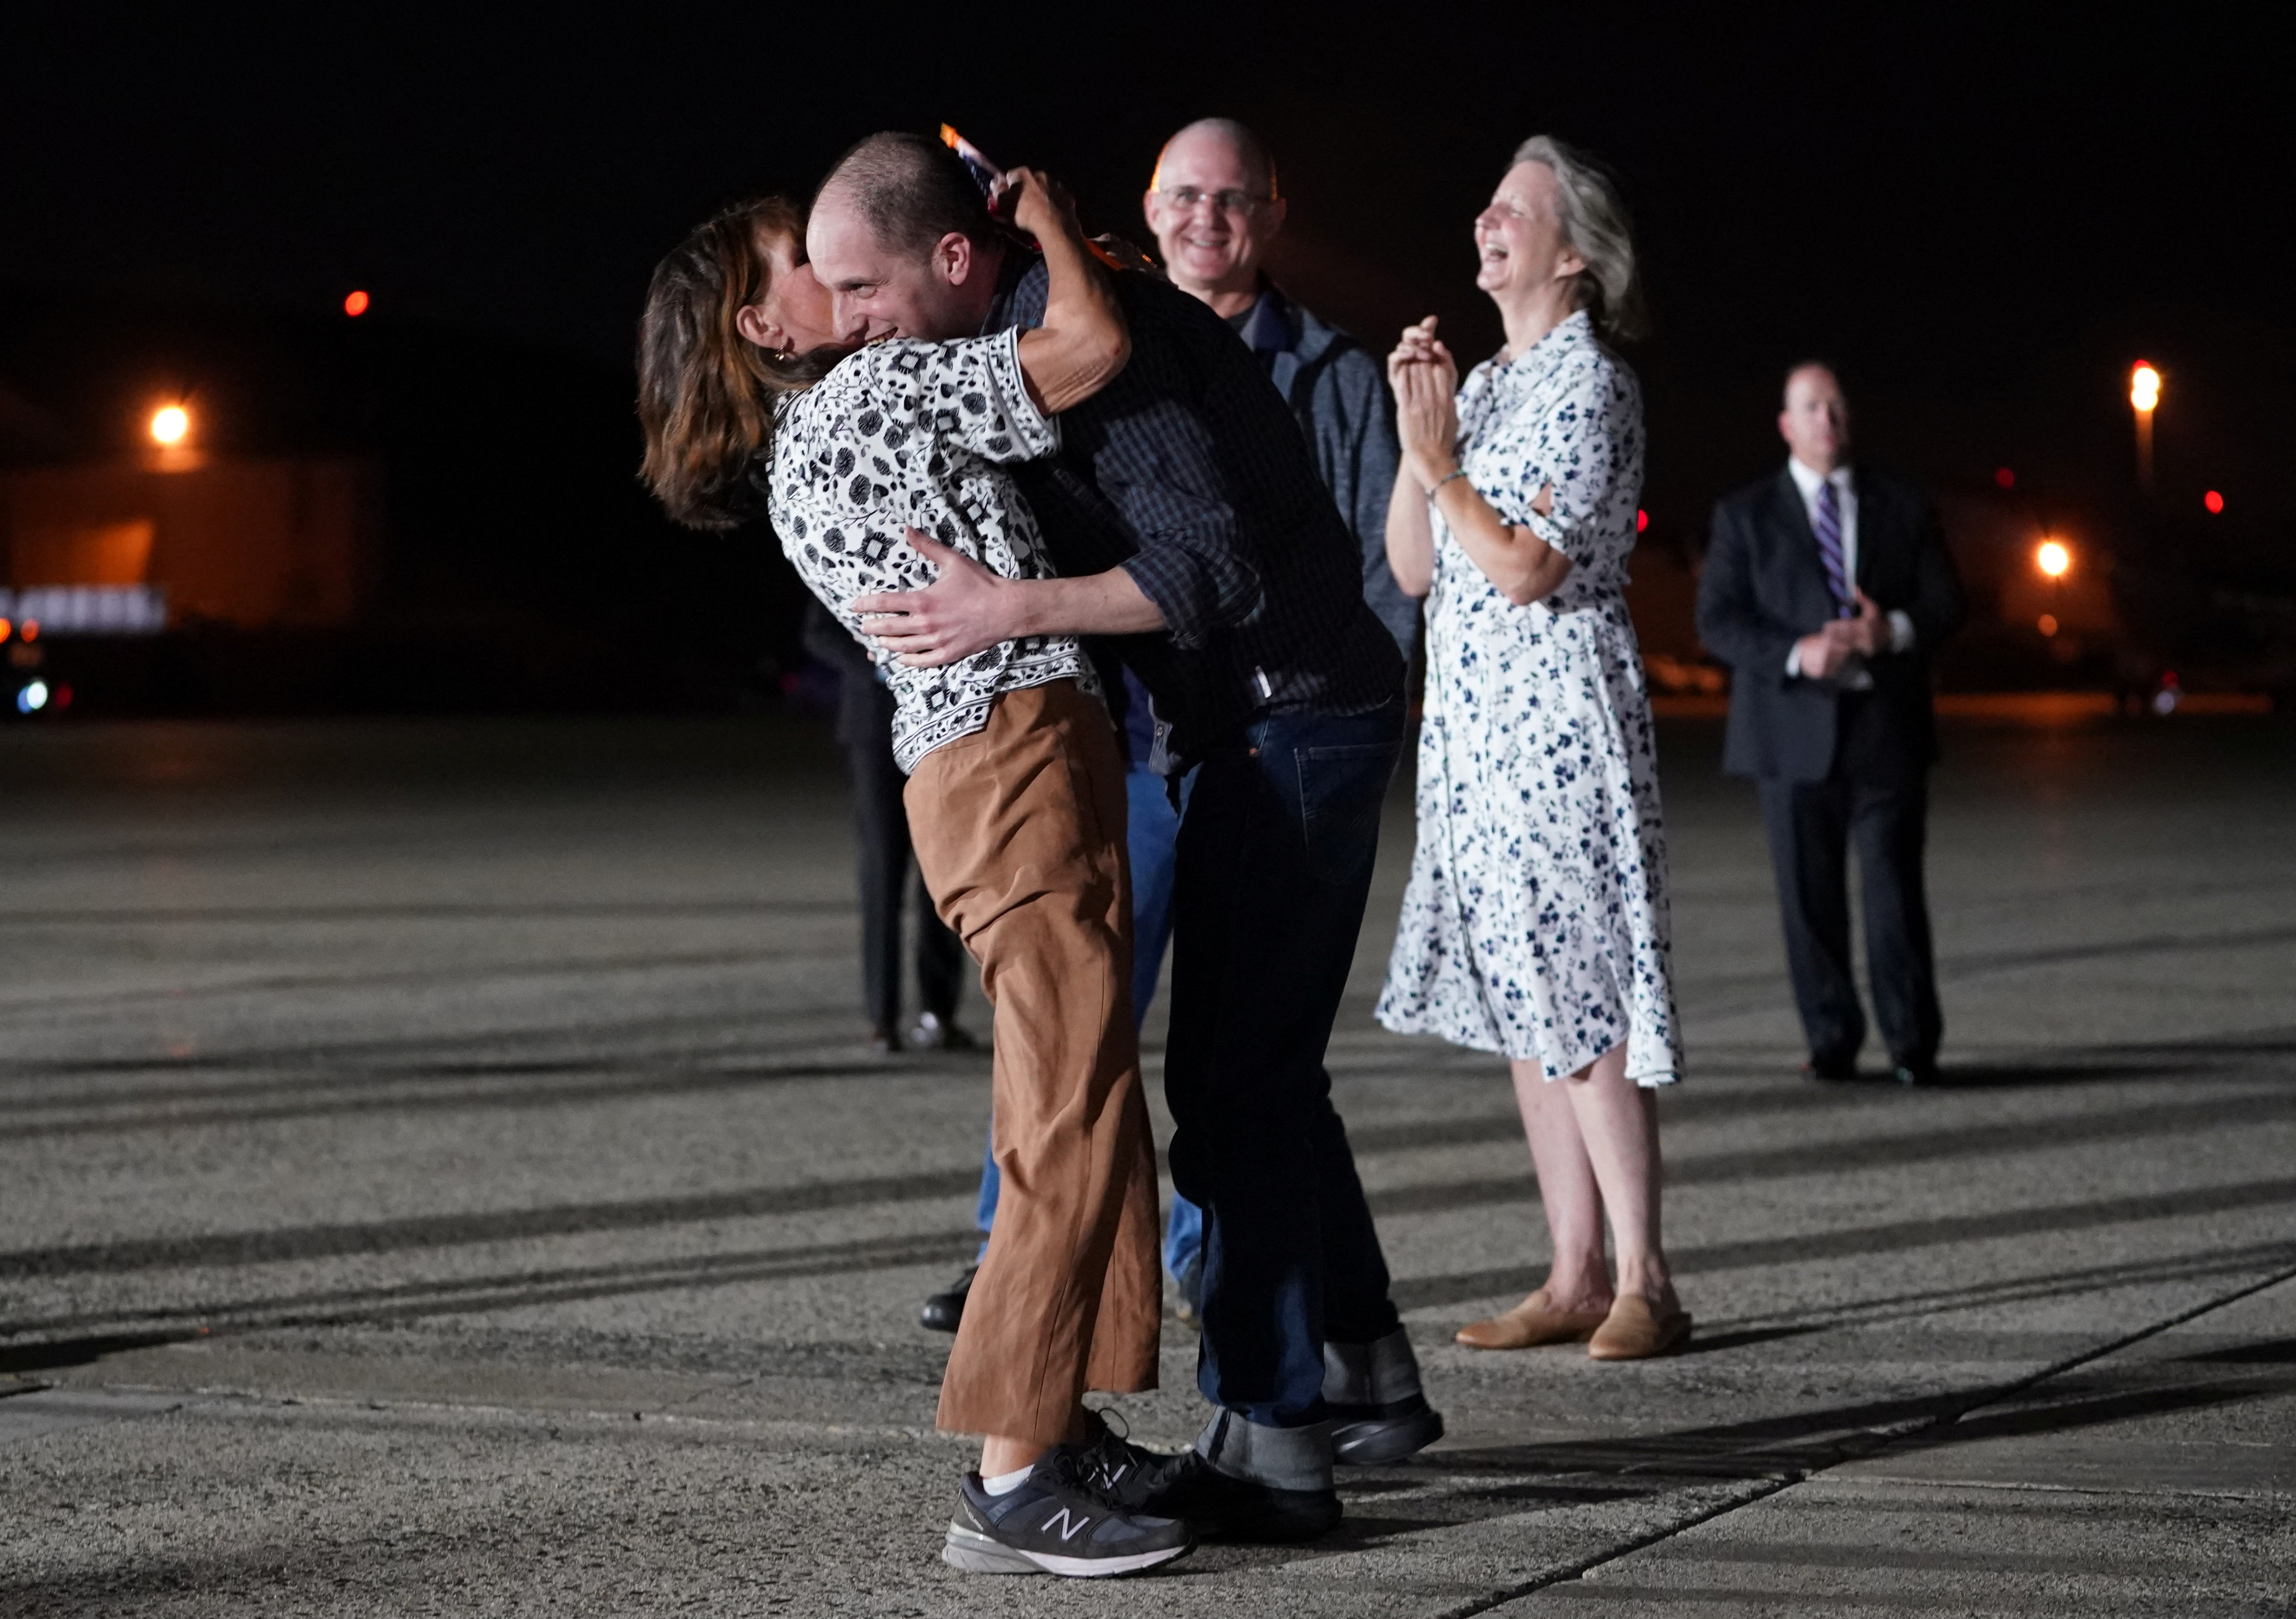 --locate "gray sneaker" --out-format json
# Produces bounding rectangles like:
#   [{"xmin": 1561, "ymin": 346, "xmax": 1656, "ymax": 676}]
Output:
[
  {"xmin": 1329, "ymin": 1393, "xmax": 1444, "ymax": 1466},
  {"xmin": 942, "ymin": 1446, "xmax": 1193, "ymax": 1578},
  {"xmin": 1324, "ymin": 1328, "xmax": 1444, "ymax": 1466}
]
